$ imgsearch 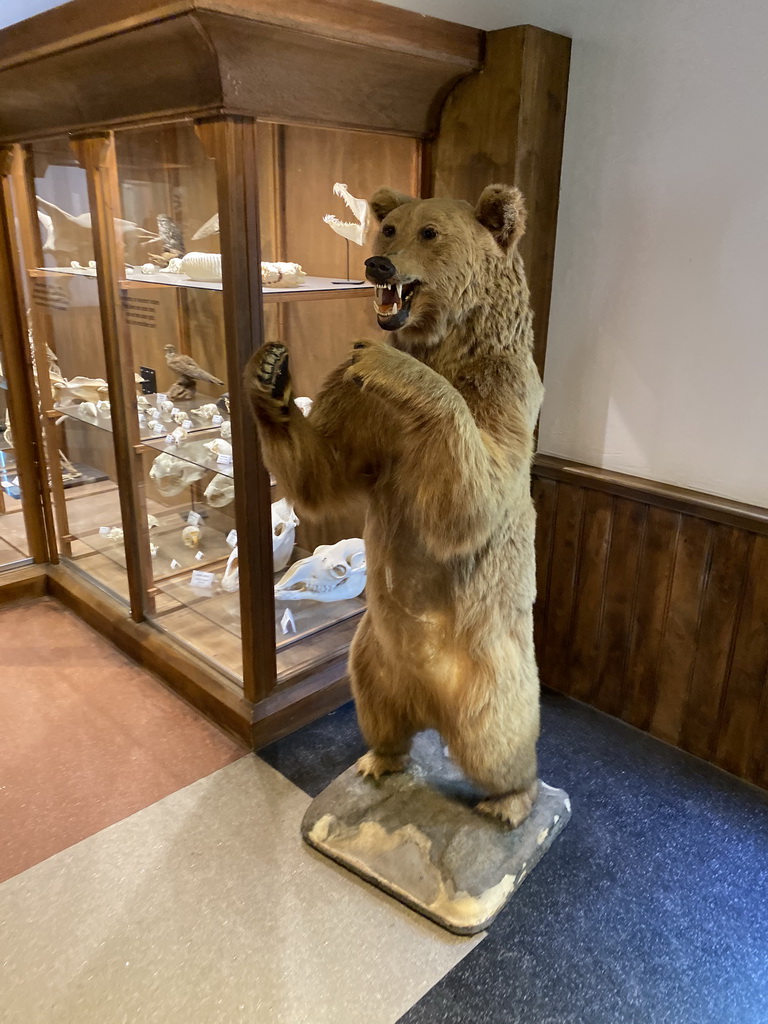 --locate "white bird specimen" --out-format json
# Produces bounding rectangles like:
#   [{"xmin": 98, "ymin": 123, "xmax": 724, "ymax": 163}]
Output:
[{"xmin": 322, "ymin": 183, "xmax": 370, "ymax": 246}]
